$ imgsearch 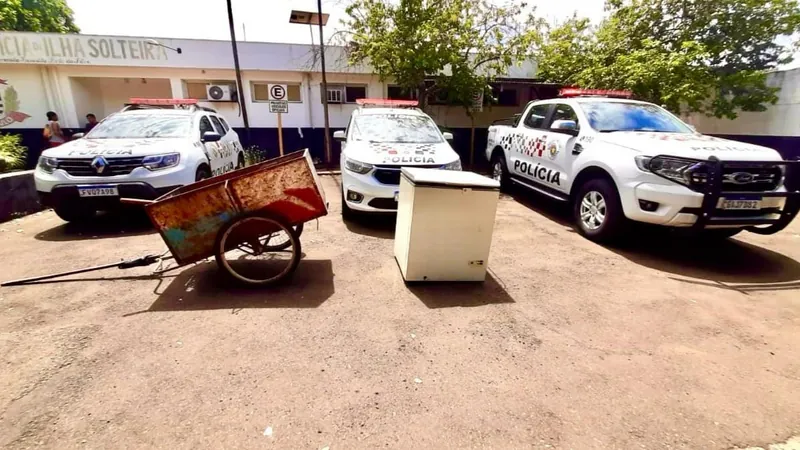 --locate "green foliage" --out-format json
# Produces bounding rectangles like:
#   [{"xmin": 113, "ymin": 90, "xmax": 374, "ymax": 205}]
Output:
[
  {"xmin": 0, "ymin": 134, "xmax": 27, "ymax": 173},
  {"xmin": 0, "ymin": 0, "xmax": 79, "ymax": 33},
  {"xmin": 537, "ymin": 0, "xmax": 800, "ymax": 118},
  {"xmin": 342, "ymin": 0, "xmax": 543, "ymax": 111},
  {"xmin": 243, "ymin": 146, "xmax": 268, "ymax": 166}
]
